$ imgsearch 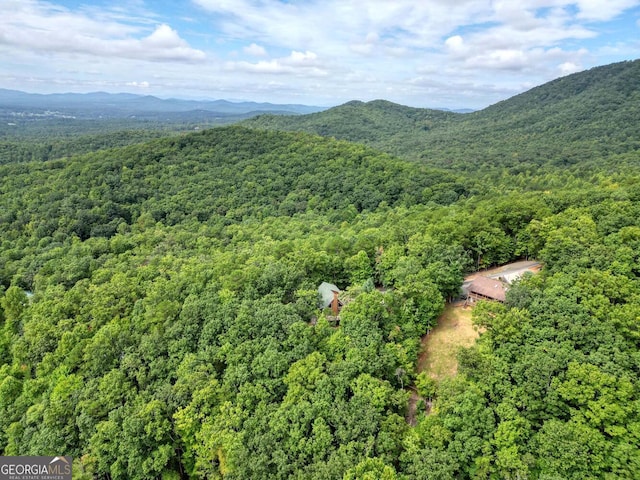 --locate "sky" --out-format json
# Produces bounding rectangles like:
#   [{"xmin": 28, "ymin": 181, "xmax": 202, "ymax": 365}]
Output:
[{"xmin": 0, "ymin": 0, "xmax": 639, "ymax": 109}]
